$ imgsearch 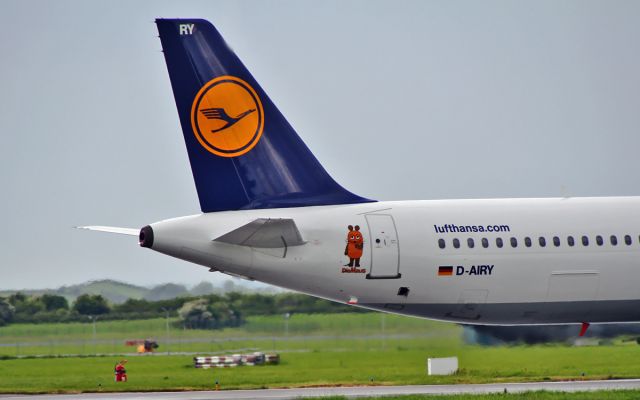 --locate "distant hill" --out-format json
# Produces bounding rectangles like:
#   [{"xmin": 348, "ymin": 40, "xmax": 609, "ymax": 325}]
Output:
[
  {"xmin": 0, "ymin": 280, "xmax": 149, "ymax": 304},
  {"xmin": 58, "ymin": 280, "xmax": 149, "ymax": 303},
  {"xmin": 144, "ymin": 283, "xmax": 190, "ymax": 301},
  {"xmin": 0, "ymin": 279, "xmax": 280, "ymax": 304}
]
